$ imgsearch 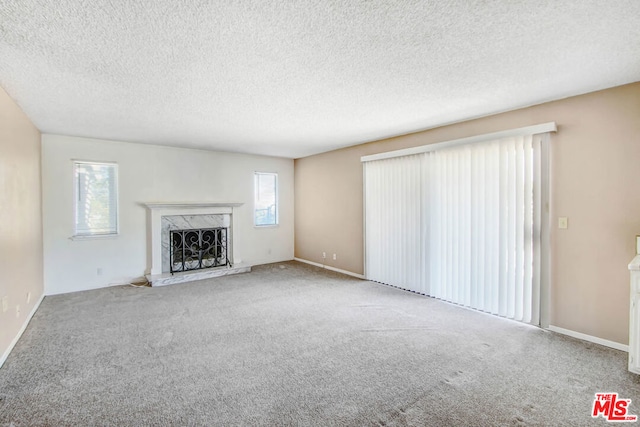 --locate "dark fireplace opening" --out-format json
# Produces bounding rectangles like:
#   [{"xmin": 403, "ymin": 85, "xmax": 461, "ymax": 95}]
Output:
[{"xmin": 170, "ymin": 227, "xmax": 230, "ymax": 274}]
